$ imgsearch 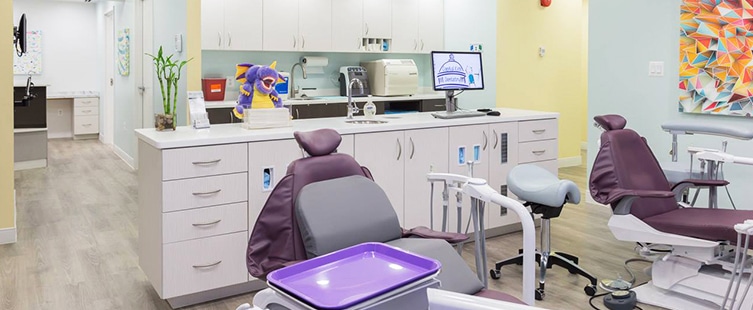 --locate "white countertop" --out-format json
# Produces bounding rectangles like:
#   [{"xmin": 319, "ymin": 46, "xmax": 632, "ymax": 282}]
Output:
[
  {"xmin": 204, "ymin": 93, "xmax": 445, "ymax": 109},
  {"xmin": 47, "ymin": 91, "xmax": 100, "ymax": 99},
  {"xmin": 136, "ymin": 108, "xmax": 559, "ymax": 149}
]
